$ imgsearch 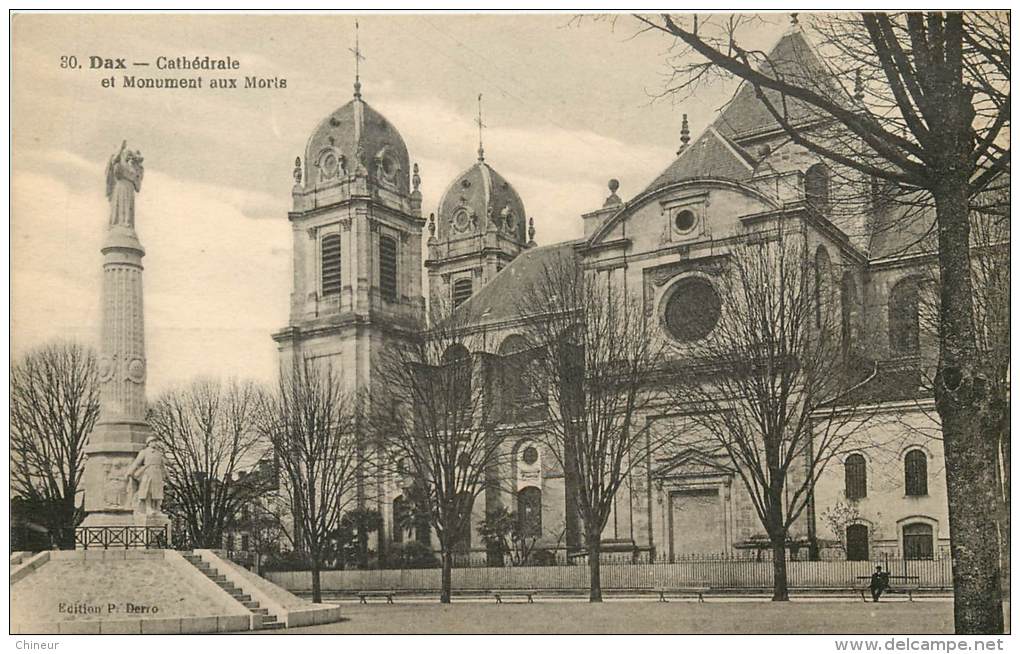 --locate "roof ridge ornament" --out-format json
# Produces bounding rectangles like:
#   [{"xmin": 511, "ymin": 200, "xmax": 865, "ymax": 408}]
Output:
[
  {"xmin": 350, "ymin": 19, "xmax": 365, "ymax": 98},
  {"xmin": 677, "ymin": 113, "xmax": 691, "ymax": 156}
]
